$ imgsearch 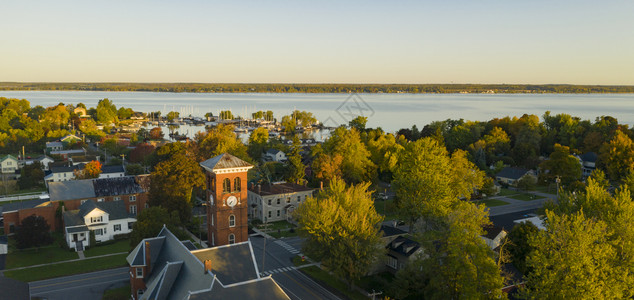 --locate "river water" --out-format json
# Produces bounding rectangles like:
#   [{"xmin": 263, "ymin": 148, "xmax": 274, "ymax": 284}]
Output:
[{"xmin": 1, "ymin": 91, "xmax": 633, "ymax": 133}]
